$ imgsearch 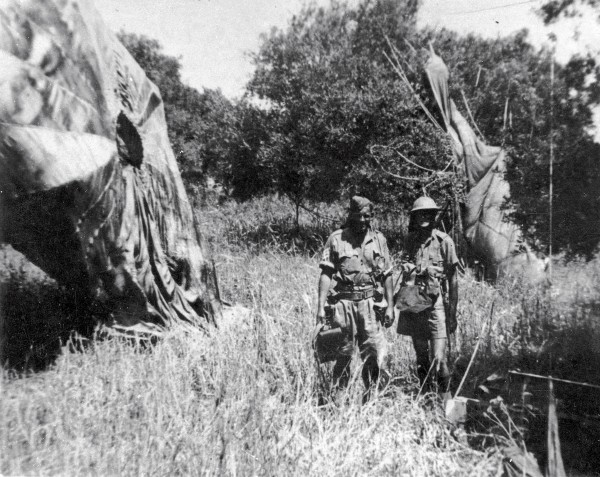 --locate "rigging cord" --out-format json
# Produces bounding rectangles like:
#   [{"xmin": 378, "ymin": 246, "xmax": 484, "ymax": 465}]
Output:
[
  {"xmin": 549, "ymin": 47, "xmax": 555, "ymax": 282},
  {"xmin": 448, "ymin": 0, "xmax": 538, "ymax": 16}
]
